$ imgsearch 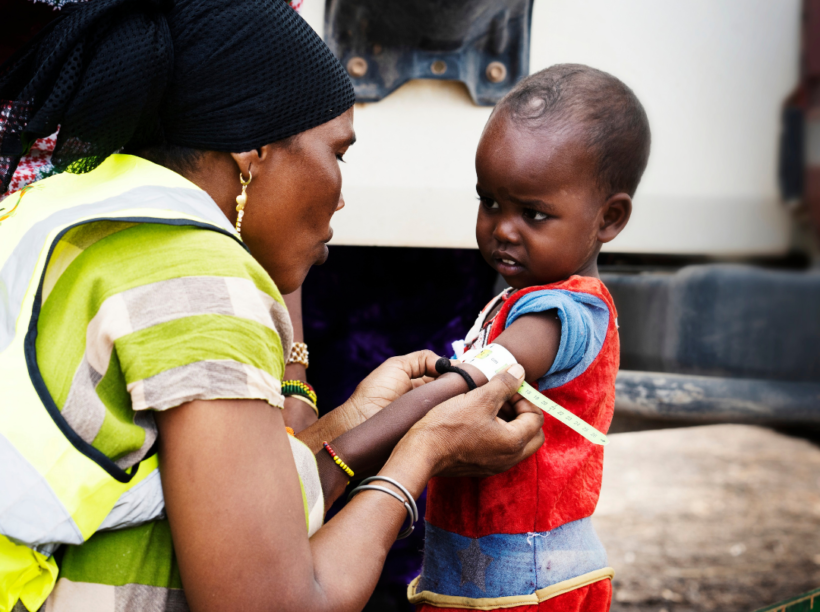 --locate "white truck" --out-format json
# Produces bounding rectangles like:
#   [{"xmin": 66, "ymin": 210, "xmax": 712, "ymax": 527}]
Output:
[{"xmin": 300, "ymin": 0, "xmax": 819, "ymax": 428}]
